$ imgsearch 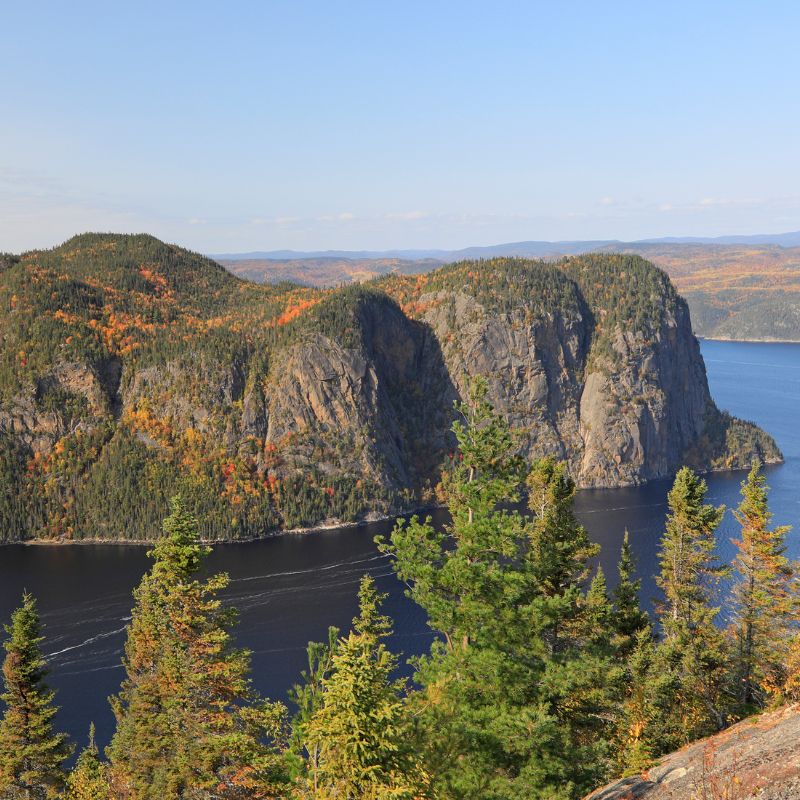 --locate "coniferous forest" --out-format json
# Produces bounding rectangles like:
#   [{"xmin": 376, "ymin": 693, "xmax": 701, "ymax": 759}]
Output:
[{"xmin": 1, "ymin": 381, "xmax": 796, "ymax": 800}]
